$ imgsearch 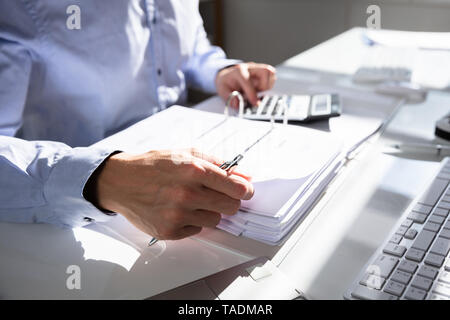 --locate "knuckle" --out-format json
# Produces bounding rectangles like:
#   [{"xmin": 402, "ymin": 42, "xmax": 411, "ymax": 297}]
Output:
[
  {"xmin": 173, "ymin": 186, "xmax": 194, "ymax": 203},
  {"xmin": 184, "ymin": 162, "xmax": 205, "ymax": 180},
  {"xmin": 156, "ymin": 220, "xmax": 179, "ymax": 239},
  {"xmin": 158, "ymin": 227, "xmax": 178, "ymax": 240},
  {"xmin": 189, "ymin": 147, "xmax": 200, "ymax": 156},
  {"xmin": 221, "ymin": 198, "xmax": 241, "ymax": 215},
  {"xmin": 237, "ymin": 64, "xmax": 246, "ymax": 72},
  {"xmin": 169, "ymin": 209, "xmax": 185, "ymax": 225}
]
